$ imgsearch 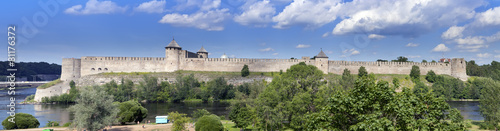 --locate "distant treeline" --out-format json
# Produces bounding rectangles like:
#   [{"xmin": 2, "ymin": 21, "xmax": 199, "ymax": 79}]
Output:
[
  {"xmin": 466, "ymin": 60, "xmax": 500, "ymax": 81},
  {"xmin": 0, "ymin": 61, "xmax": 61, "ymax": 81}
]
